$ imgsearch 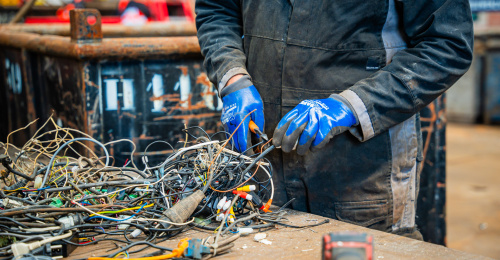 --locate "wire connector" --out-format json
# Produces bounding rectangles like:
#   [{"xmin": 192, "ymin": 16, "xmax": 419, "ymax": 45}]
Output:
[
  {"xmin": 184, "ymin": 239, "xmax": 210, "ymax": 259},
  {"xmin": 236, "ymin": 185, "xmax": 256, "ymax": 192},
  {"xmin": 11, "ymin": 242, "xmax": 30, "ymax": 257},
  {"xmin": 261, "ymin": 199, "xmax": 272, "ymax": 212},
  {"xmin": 3, "ymin": 198, "xmax": 24, "ymax": 209},
  {"xmin": 216, "ymin": 196, "xmax": 227, "ymax": 210},
  {"xmin": 232, "ymin": 190, "xmax": 252, "ymax": 201}
]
